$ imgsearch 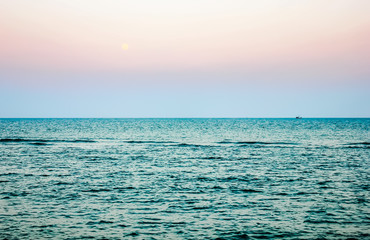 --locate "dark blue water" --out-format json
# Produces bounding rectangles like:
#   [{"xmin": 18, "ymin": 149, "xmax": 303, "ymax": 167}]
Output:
[{"xmin": 0, "ymin": 118, "xmax": 369, "ymax": 239}]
